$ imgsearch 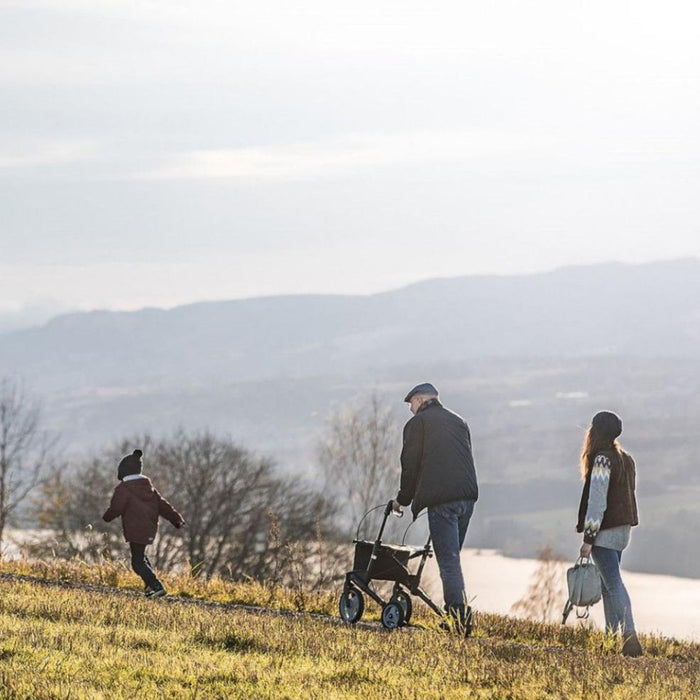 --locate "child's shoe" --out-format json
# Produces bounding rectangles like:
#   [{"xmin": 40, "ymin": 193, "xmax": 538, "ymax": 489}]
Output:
[{"xmin": 146, "ymin": 587, "xmax": 167, "ymax": 599}]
